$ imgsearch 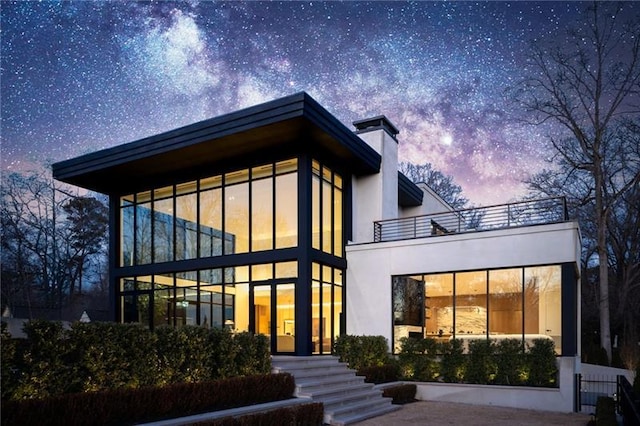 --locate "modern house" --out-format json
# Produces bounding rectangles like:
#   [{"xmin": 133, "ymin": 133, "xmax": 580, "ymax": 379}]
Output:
[{"xmin": 52, "ymin": 92, "xmax": 582, "ymax": 361}]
